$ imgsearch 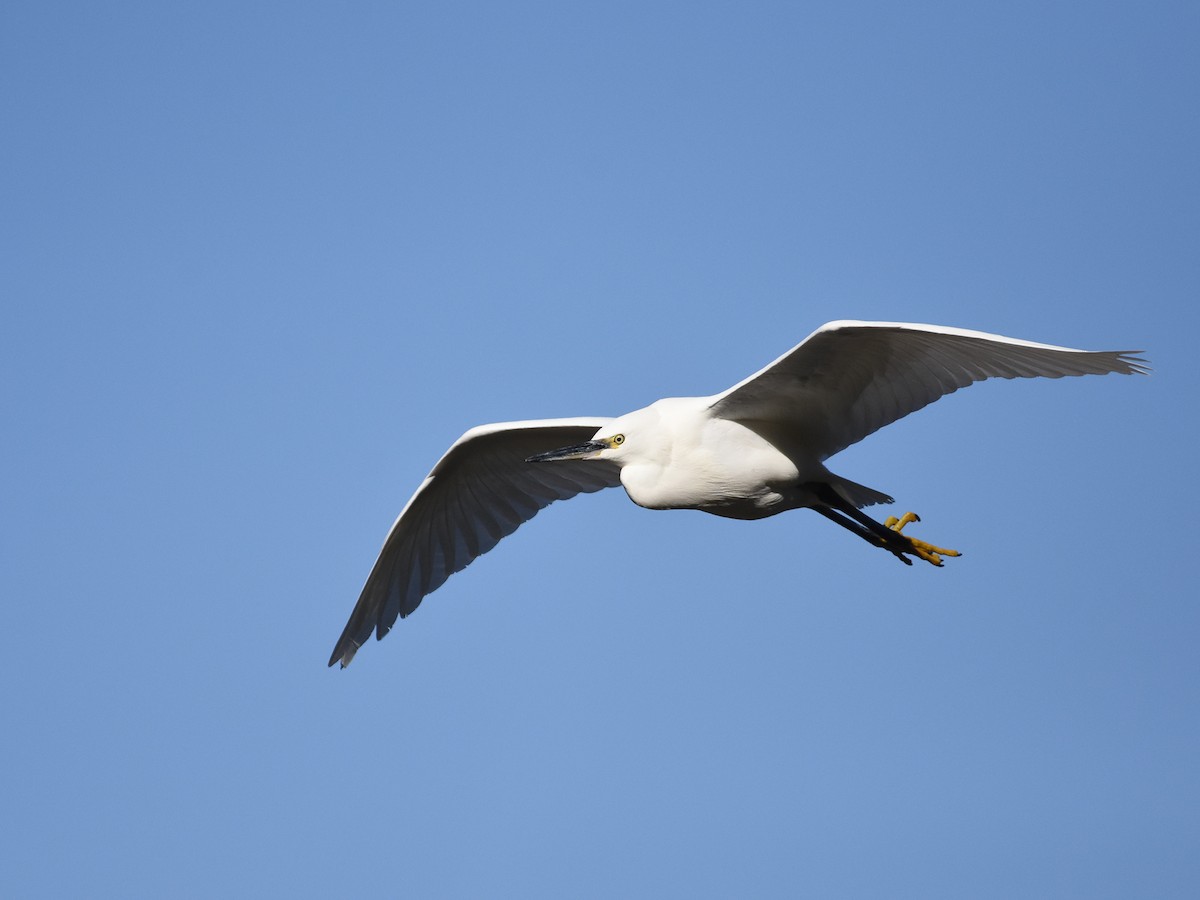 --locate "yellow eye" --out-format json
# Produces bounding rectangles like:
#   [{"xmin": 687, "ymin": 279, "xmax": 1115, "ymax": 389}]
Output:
[{"xmin": 611, "ymin": 434, "xmax": 625, "ymax": 446}]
